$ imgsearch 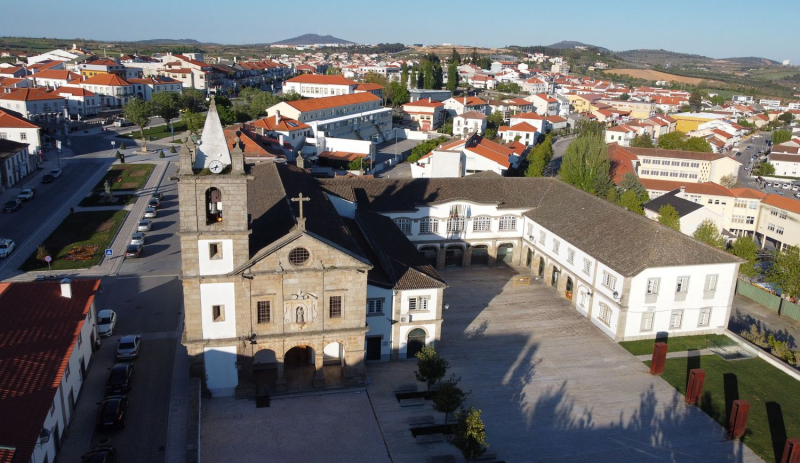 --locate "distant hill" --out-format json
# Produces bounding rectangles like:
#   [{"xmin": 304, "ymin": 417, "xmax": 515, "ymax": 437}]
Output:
[
  {"xmin": 270, "ymin": 34, "xmax": 354, "ymax": 46},
  {"xmin": 547, "ymin": 41, "xmax": 609, "ymax": 52},
  {"xmin": 721, "ymin": 56, "xmax": 781, "ymax": 66},
  {"xmin": 132, "ymin": 38, "xmax": 206, "ymax": 45},
  {"xmin": 615, "ymin": 49, "xmax": 710, "ymax": 65}
]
